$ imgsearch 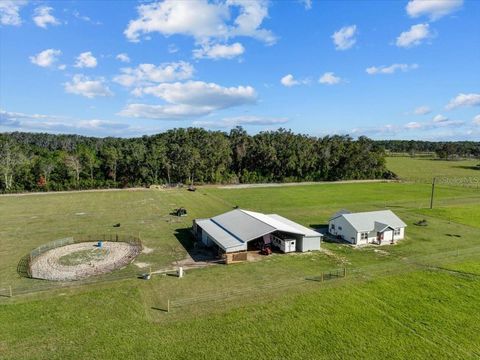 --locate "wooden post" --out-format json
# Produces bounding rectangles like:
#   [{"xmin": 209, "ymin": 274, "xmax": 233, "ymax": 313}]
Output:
[
  {"xmin": 430, "ymin": 177, "xmax": 436, "ymax": 209},
  {"xmin": 321, "ymin": 272, "xmax": 324, "ymax": 282},
  {"xmin": 167, "ymin": 299, "xmax": 170, "ymax": 313},
  {"xmin": 343, "ymin": 267, "xmax": 347, "ymax": 277},
  {"xmin": 9, "ymin": 286, "xmax": 12, "ymax": 297}
]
